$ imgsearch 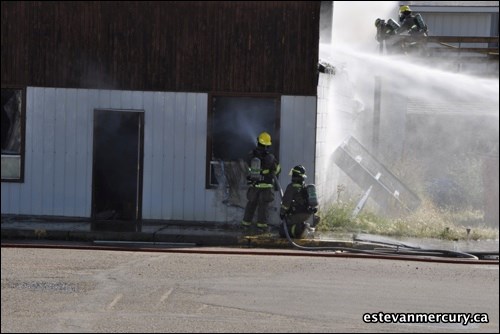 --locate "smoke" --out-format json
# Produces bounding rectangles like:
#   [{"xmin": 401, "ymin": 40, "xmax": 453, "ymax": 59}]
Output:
[{"xmin": 212, "ymin": 97, "xmax": 277, "ymax": 161}]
